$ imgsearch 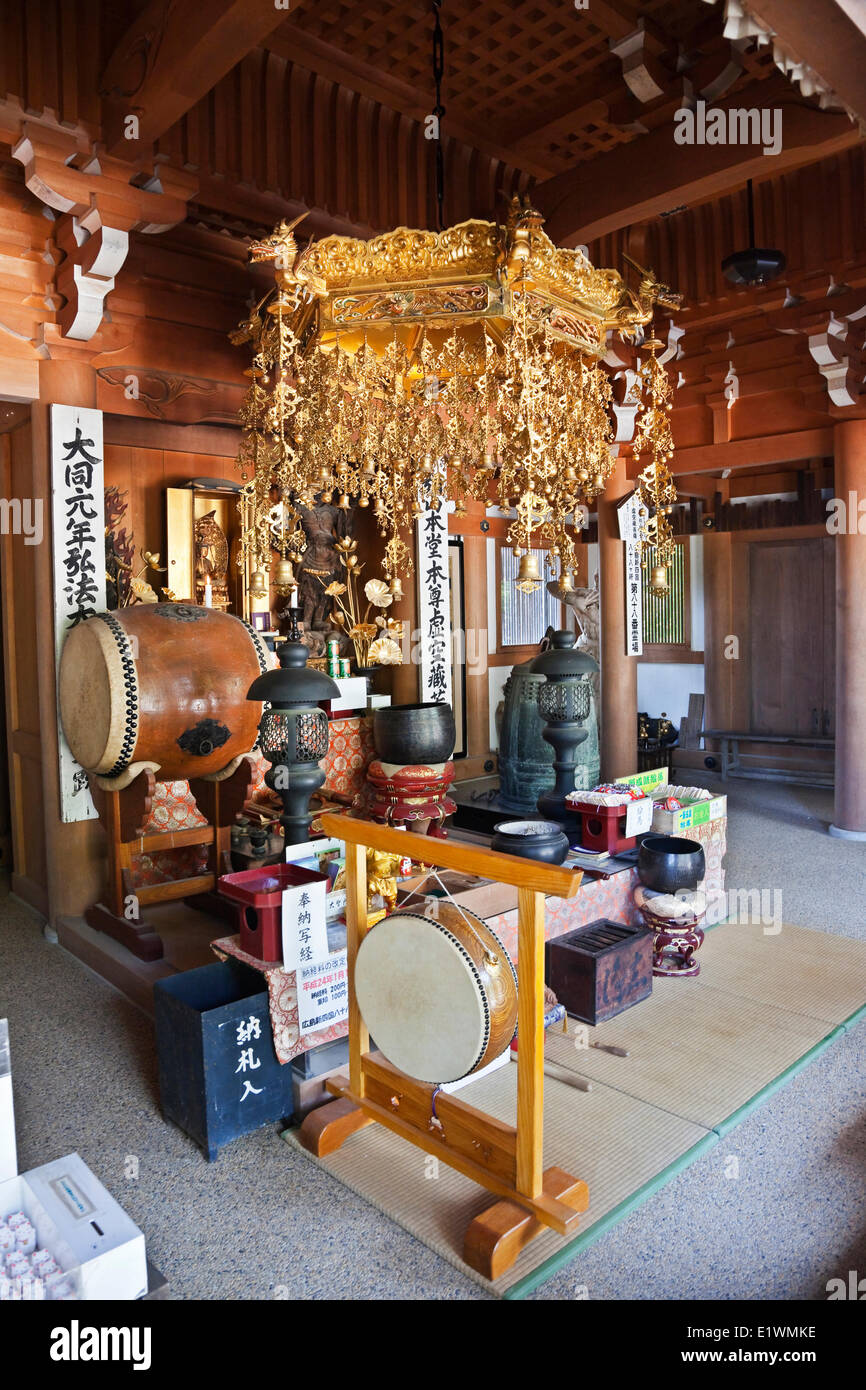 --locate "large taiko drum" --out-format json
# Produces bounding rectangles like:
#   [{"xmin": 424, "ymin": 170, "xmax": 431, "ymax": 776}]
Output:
[
  {"xmin": 354, "ymin": 899, "xmax": 518, "ymax": 1083},
  {"xmin": 58, "ymin": 603, "xmax": 271, "ymax": 785}
]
